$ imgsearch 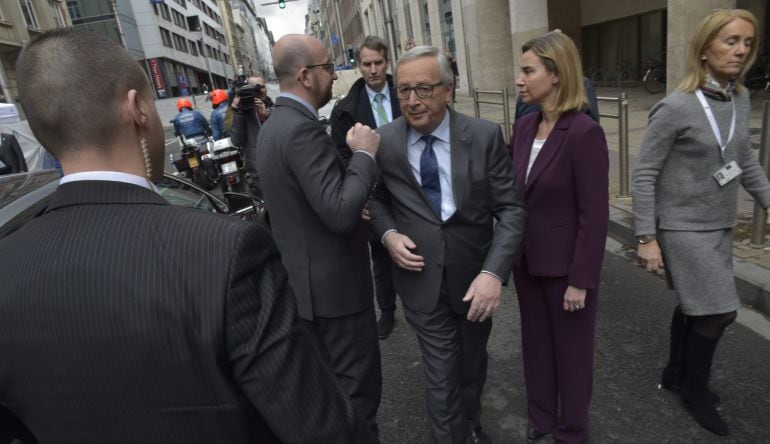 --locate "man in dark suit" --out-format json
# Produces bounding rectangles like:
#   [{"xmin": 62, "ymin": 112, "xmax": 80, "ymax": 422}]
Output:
[
  {"xmin": 330, "ymin": 35, "xmax": 401, "ymax": 339},
  {"xmin": 0, "ymin": 29, "xmax": 373, "ymax": 443},
  {"xmin": 255, "ymin": 34, "xmax": 383, "ymax": 436},
  {"xmin": 368, "ymin": 46, "xmax": 526, "ymax": 444}
]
